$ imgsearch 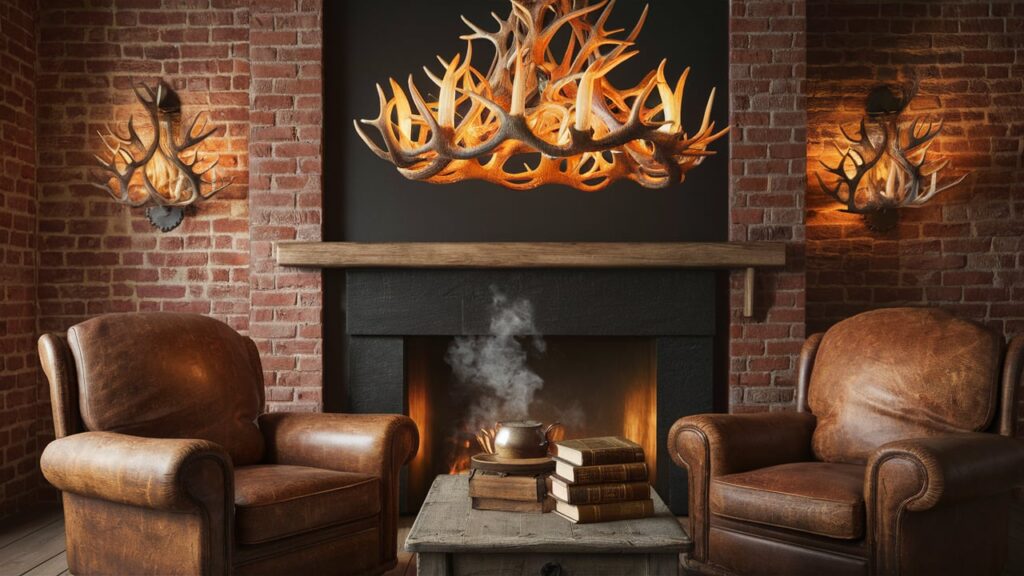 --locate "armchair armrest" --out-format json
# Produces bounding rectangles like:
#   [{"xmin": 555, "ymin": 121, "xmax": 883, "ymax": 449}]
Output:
[
  {"xmin": 669, "ymin": 412, "xmax": 817, "ymax": 477},
  {"xmin": 867, "ymin": 433, "xmax": 1024, "ymax": 574},
  {"xmin": 867, "ymin": 432, "xmax": 1024, "ymax": 512},
  {"xmin": 40, "ymin": 431, "xmax": 233, "ymax": 511},
  {"xmin": 668, "ymin": 411, "xmax": 816, "ymax": 562},
  {"xmin": 258, "ymin": 413, "xmax": 418, "ymax": 476},
  {"xmin": 258, "ymin": 413, "xmax": 418, "ymax": 568}
]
